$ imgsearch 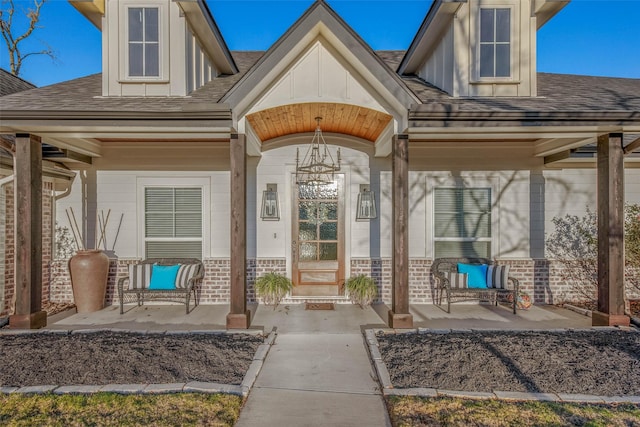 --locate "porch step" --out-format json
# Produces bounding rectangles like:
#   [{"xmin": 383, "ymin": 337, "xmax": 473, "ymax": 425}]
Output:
[{"xmin": 291, "ymin": 284, "xmax": 340, "ymax": 297}]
